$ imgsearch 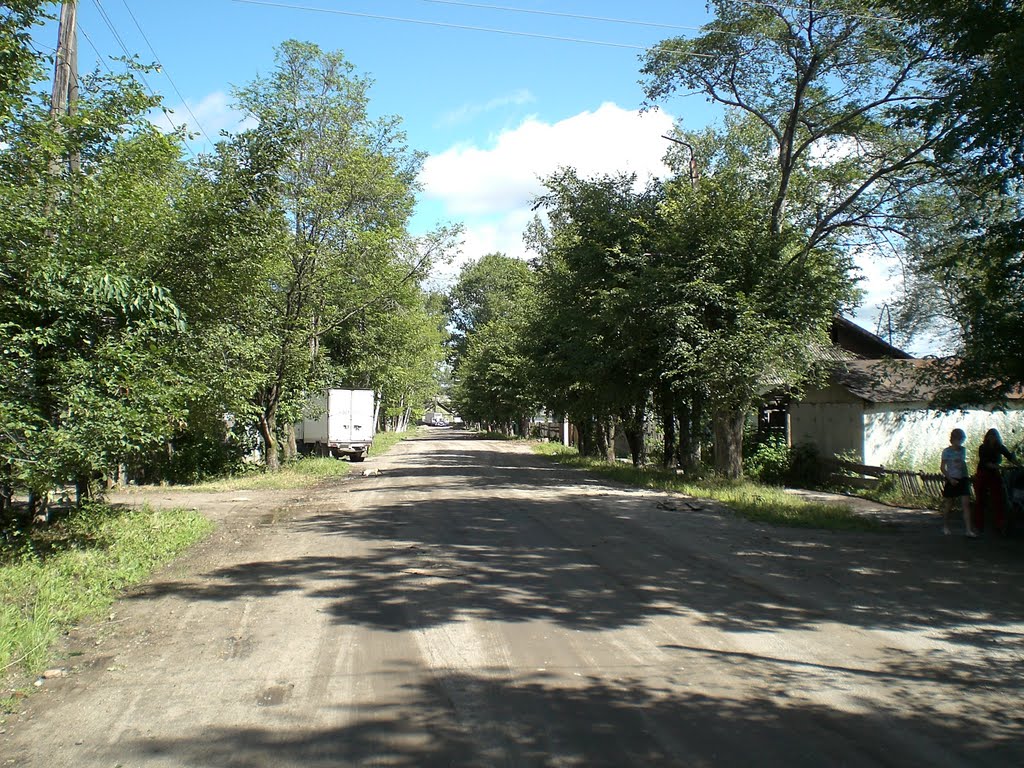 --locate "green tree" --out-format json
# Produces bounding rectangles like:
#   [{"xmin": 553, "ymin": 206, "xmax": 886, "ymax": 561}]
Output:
[
  {"xmin": 1, "ymin": 59, "xmax": 190, "ymax": 515},
  {"xmin": 451, "ymin": 312, "xmax": 538, "ymax": 434},
  {"xmin": 445, "ymin": 252, "xmax": 534, "ymax": 369},
  {"xmin": 528, "ymin": 170, "xmax": 665, "ymax": 462},
  {"xmin": 229, "ymin": 40, "xmax": 424, "ymax": 469},
  {"xmin": 890, "ymin": 174, "xmax": 1024, "ymax": 404},
  {"xmin": 641, "ymin": 0, "xmax": 939, "ymax": 475},
  {"xmin": 884, "ymin": 0, "xmax": 1024, "ymax": 175},
  {"xmin": 0, "ymin": 1, "xmax": 49, "ymax": 130},
  {"xmin": 879, "ymin": 1, "xmax": 1024, "ymax": 399},
  {"xmin": 642, "ymin": 0, "xmax": 948, "ymax": 260},
  {"xmin": 446, "ymin": 253, "xmax": 538, "ymax": 433},
  {"xmin": 655, "ymin": 121, "xmax": 853, "ymax": 477}
]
